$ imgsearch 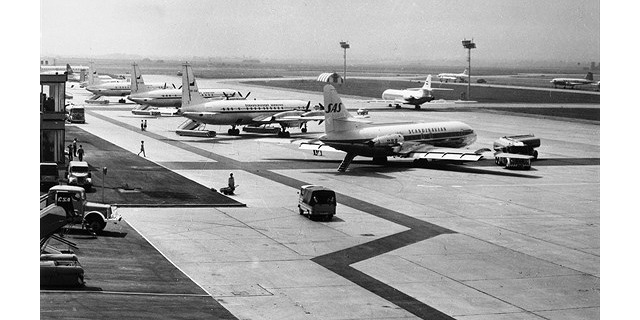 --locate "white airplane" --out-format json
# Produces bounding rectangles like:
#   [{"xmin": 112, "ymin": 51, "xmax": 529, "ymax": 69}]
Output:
[
  {"xmin": 85, "ymin": 63, "xmax": 167, "ymax": 100},
  {"xmin": 380, "ymin": 75, "xmax": 453, "ymax": 109},
  {"xmin": 40, "ymin": 64, "xmax": 89, "ymax": 73},
  {"xmin": 550, "ymin": 72, "xmax": 595, "ymax": 89},
  {"xmin": 300, "ymin": 85, "xmax": 488, "ymax": 172},
  {"xmin": 179, "ymin": 63, "xmax": 323, "ymax": 137},
  {"xmin": 127, "ymin": 63, "xmax": 243, "ymax": 108},
  {"xmin": 80, "ymin": 62, "xmax": 123, "ymax": 88},
  {"xmin": 40, "ymin": 64, "xmax": 86, "ymax": 82},
  {"xmin": 437, "ymin": 68, "xmax": 468, "ymax": 83}
]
